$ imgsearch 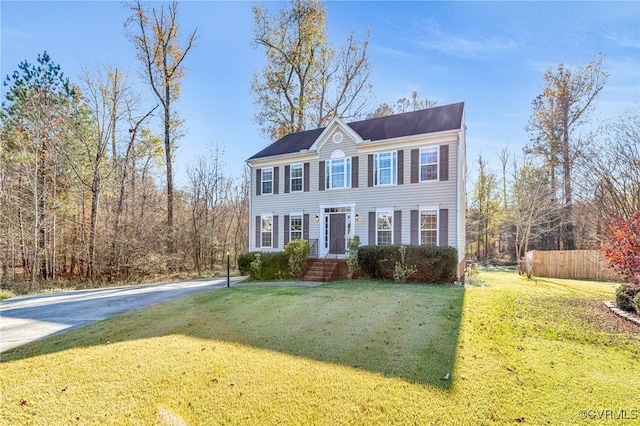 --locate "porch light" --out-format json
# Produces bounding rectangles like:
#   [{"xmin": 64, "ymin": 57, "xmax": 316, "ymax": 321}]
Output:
[
  {"xmin": 315, "ymin": 215, "xmax": 320, "ymax": 222},
  {"xmin": 355, "ymin": 213, "xmax": 360, "ymax": 221}
]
